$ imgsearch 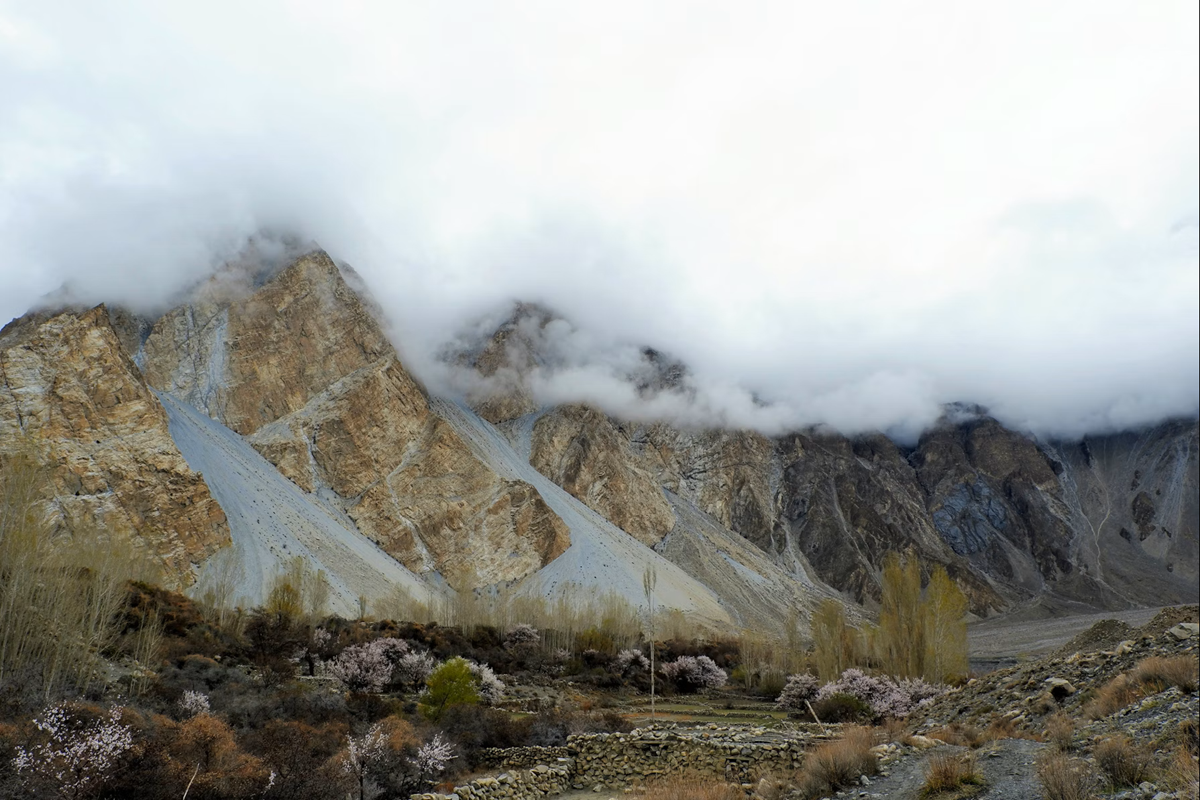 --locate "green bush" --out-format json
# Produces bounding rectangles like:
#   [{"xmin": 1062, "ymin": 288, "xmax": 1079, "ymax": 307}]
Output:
[
  {"xmin": 418, "ymin": 657, "xmax": 479, "ymax": 722},
  {"xmin": 811, "ymin": 692, "xmax": 873, "ymax": 724}
]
